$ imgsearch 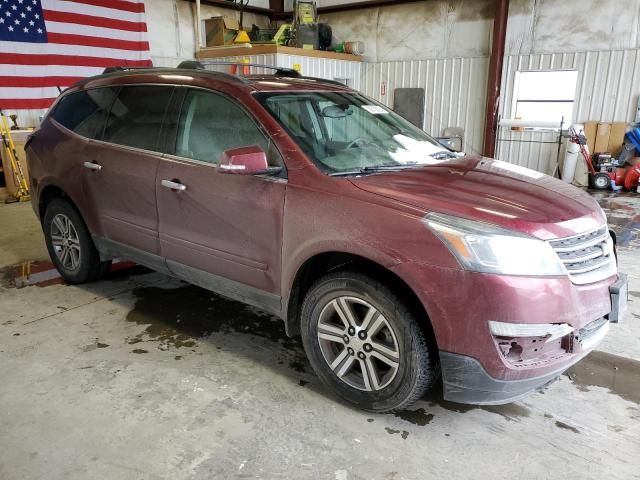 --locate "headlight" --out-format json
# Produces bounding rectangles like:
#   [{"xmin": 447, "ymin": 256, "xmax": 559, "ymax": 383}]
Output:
[{"xmin": 423, "ymin": 213, "xmax": 566, "ymax": 276}]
